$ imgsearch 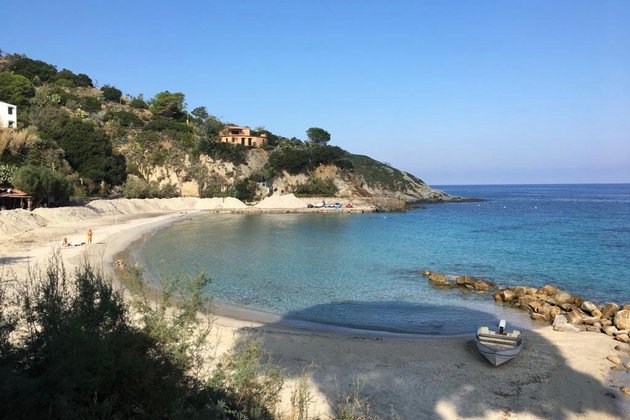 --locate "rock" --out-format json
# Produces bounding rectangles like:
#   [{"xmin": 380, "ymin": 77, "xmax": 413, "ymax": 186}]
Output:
[
  {"xmin": 611, "ymin": 366, "xmax": 625, "ymax": 371},
  {"xmin": 538, "ymin": 285, "xmax": 559, "ymax": 296},
  {"xmin": 527, "ymin": 301, "xmax": 543, "ymax": 313},
  {"xmin": 421, "ymin": 270, "xmax": 431, "ymax": 276},
  {"xmin": 525, "ymin": 287, "xmax": 538, "ymax": 295},
  {"xmin": 614, "ymin": 343, "xmax": 630, "ymax": 353},
  {"xmin": 472, "ymin": 279, "xmax": 494, "ymax": 291},
  {"xmin": 113, "ymin": 259, "xmax": 126, "ymax": 270},
  {"xmin": 614, "ymin": 310, "xmax": 630, "ymax": 330},
  {"xmin": 566, "ymin": 309, "xmax": 585, "ymax": 325},
  {"xmin": 581, "ymin": 301, "xmax": 599, "ymax": 315},
  {"xmin": 623, "ymin": 305, "xmax": 630, "ymax": 311},
  {"xmin": 493, "ymin": 291, "xmax": 503, "ymax": 302},
  {"xmin": 553, "ymin": 315, "xmax": 581, "ymax": 333},
  {"xmin": 455, "ymin": 276, "xmax": 467, "ymax": 285},
  {"xmin": 559, "ymin": 303, "xmax": 575, "ymax": 311},
  {"xmin": 531, "ymin": 312, "xmax": 549, "ymax": 322},
  {"xmin": 552, "ymin": 291, "xmax": 574, "ymax": 304},
  {"xmin": 601, "ymin": 319, "xmax": 613, "ymax": 327},
  {"xmin": 625, "ymin": 362, "xmax": 630, "ymax": 369},
  {"xmin": 513, "ymin": 286, "xmax": 527, "ymax": 297},
  {"xmin": 622, "ymin": 387, "xmax": 630, "ymax": 396},
  {"xmin": 604, "ymin": 326, "xmax": 618, "ymax": 336},
  {"xmin": 616, "ymin": 334, "xmax": 630, "ymax": 344},
  {"xmin": 585, "ymin": 325, "xmax": 601, "ymax": 333},
  {"xmin": 606, "ymin": 355, "xmax": 622, "ymax": 365},
  {"xmin": 501, "ymin": 290, "xmax": 515, "ymax": 302},
  {"xmin": 428, "ymin": 272, "xmax": 452, "ymax": 287},
  {"xmin": 601, "ymin": 303, "xmax": 620, "ymax": 319},
  {"xmin": 615, "ymin": 329, "xmax": 630, "ymax": 336},
  {"xmin": 583, "ymin": 316, "xmax": 602, "ymax": 325}
]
